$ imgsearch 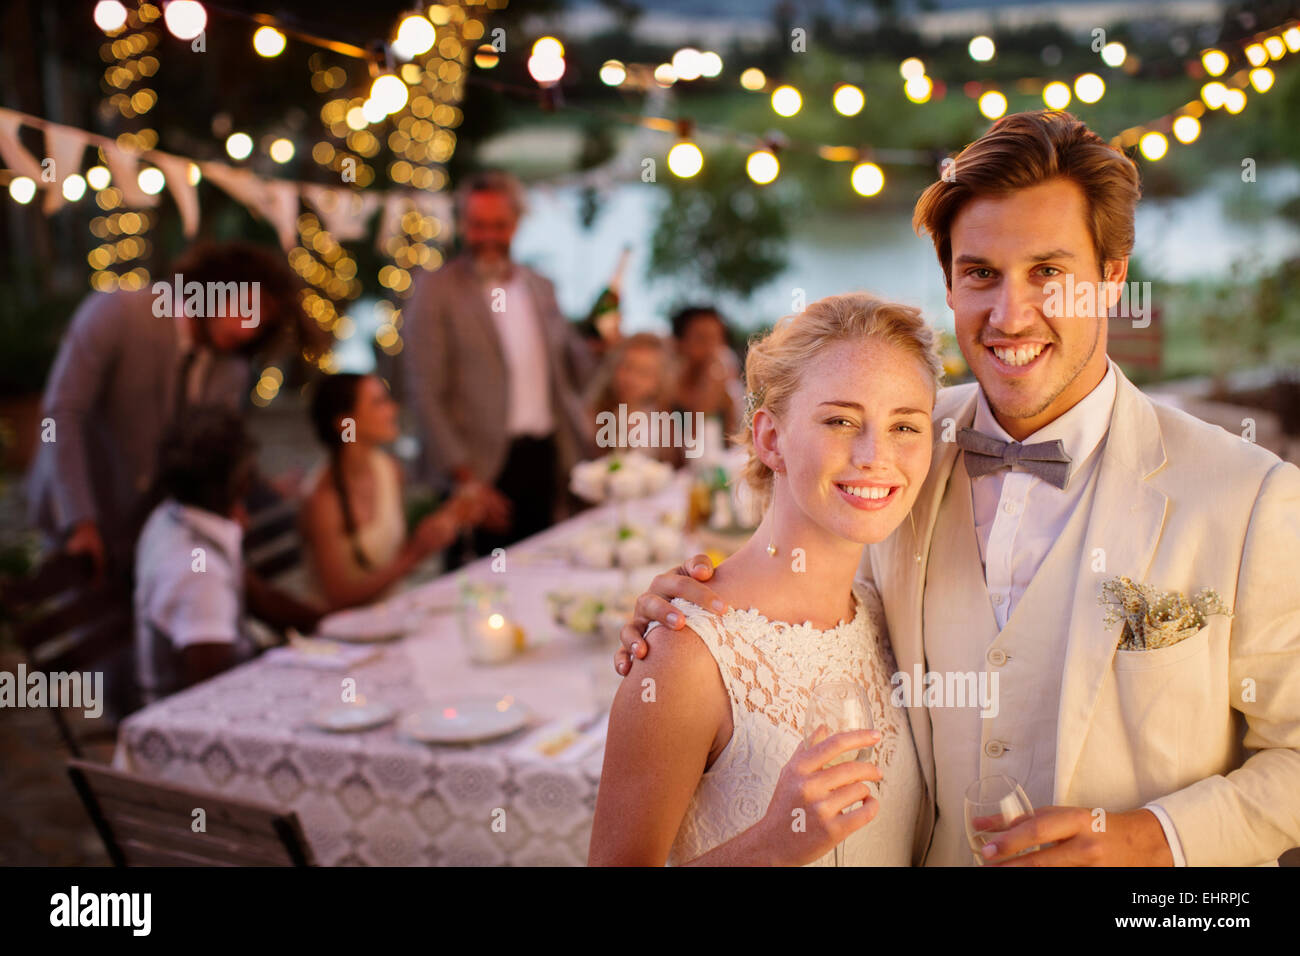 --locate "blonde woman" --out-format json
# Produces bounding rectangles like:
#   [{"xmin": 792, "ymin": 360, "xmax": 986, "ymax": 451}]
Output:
[
  {"xmin": 586, "ymin": 332, "xmax": 680, "ymax": 465},
  {"xmin": 589, "ymin": 293, "xmax": 942, "ymax": 866}
]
